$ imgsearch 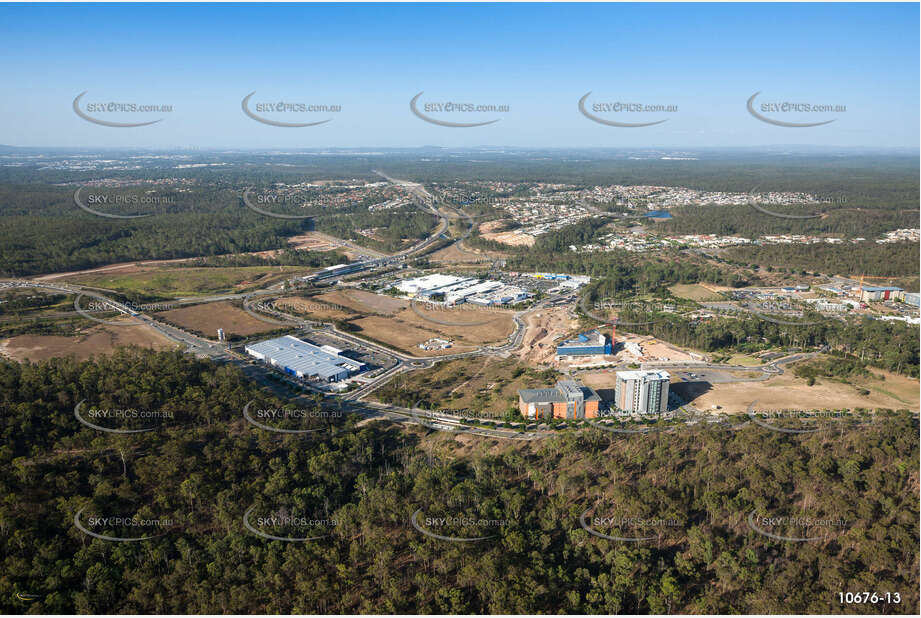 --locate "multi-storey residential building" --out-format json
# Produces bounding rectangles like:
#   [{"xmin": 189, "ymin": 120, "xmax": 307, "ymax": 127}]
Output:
[{"xmin": 614, "ymin": 370, "xmax": 670, "ymax": 414}]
